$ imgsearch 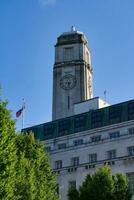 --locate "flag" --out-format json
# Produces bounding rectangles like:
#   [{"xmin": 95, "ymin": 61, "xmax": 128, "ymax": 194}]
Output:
[{"xmin": 16, "ymin": 104, "xmax": 25, "ymax": 118}]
